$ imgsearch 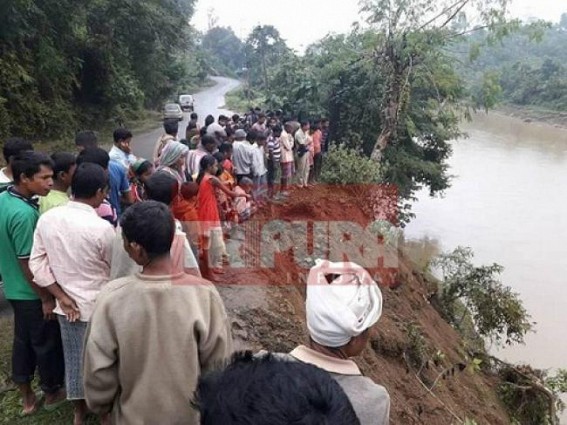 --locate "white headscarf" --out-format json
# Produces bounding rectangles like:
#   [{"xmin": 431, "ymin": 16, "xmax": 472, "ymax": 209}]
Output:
[{"xmin": 306, "ymin": 259, "xmax": 383, "ymax": 348}]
